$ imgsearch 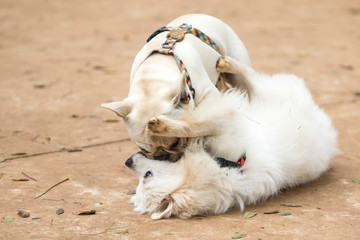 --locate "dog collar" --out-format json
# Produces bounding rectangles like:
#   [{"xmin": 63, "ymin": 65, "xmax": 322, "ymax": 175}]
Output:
[
  {"xmin": 215, "ymin": 153, "xmax": 246, "ymax": 169},
  {"xmin": 147, "ymin": 23, "xmax": 222, "ymax": 100}
]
